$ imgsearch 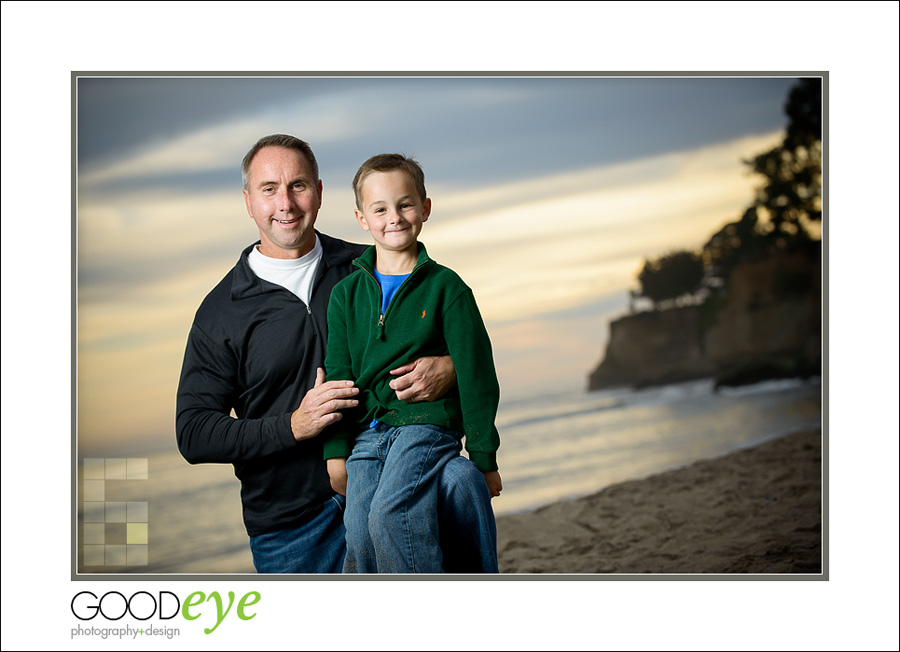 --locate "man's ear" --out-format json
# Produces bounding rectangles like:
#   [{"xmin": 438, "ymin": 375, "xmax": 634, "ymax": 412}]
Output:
[
  {"xmin": 355, "ymin": 209, "xmax": 370, "ymax": 231},
  {"xmin": 243, "ymin": 189, "xmax": 253, "ymax": 218},
  {"xmin": 316, "ymin": 179, "xmax": 324, "ymax": 209}
]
